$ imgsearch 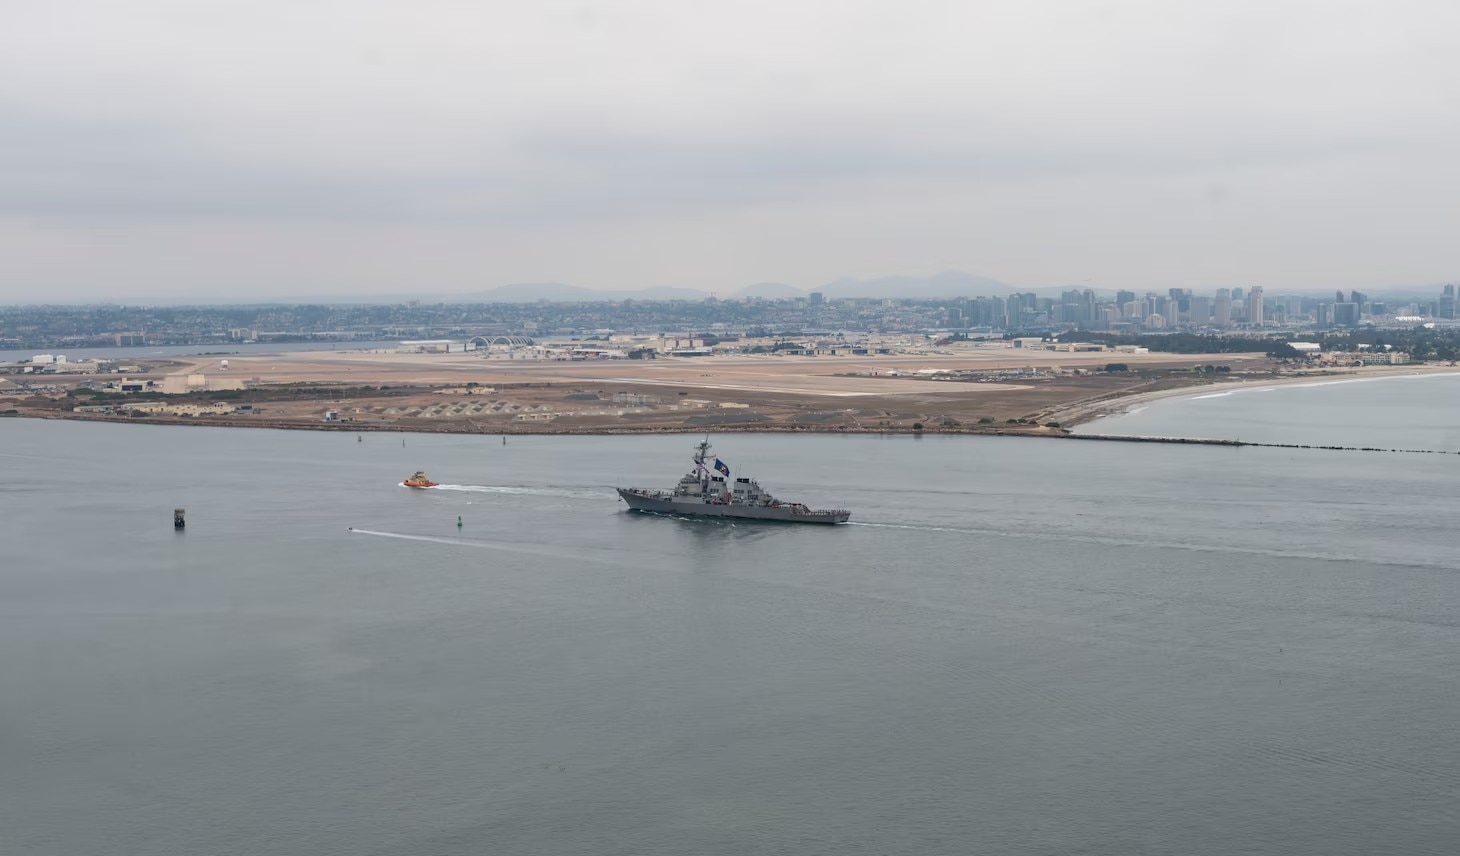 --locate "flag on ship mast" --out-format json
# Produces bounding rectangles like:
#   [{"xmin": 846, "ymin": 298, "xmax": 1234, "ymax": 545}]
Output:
[{"xmin": 714, "ymin": 459, "xmax": 730, "ymax": 477}]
